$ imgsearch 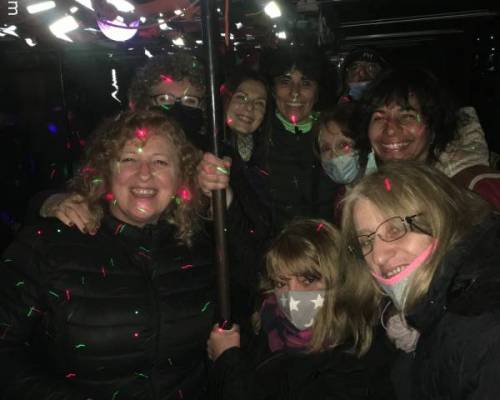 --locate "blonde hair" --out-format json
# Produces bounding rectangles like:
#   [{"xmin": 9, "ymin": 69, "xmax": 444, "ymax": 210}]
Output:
[
  {"xmin": 69, "ymin": 110, "xmax": 206, "ymax": 245},
  {"xmin": 263, "ymin": 218, "xmax": 369, "ymax": 355},
  {"xmin": 340, "ymin": 161, "xmax": 491, "ymax": 322}
]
